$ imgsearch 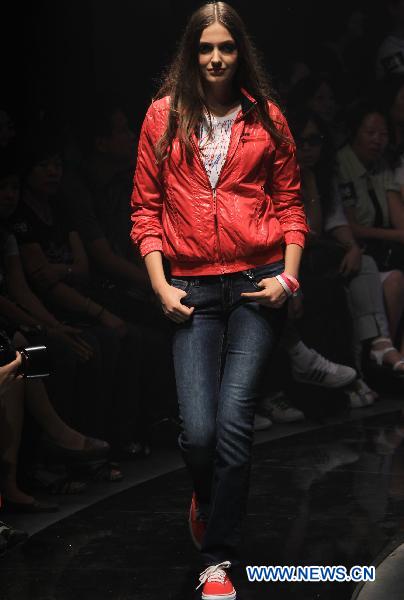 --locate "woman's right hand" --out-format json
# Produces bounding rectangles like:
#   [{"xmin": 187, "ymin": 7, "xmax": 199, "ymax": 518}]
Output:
[
  {"xmin": 99, "ymin": 310, "xmax": 128, "ymax": 339},
  {"xmin": 157, "ymin": 283, "xmax": 195, "ymax": 323},
  {"xmin": 47, "ymin": 324, "xmax": 94, "ymax": 363}
]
